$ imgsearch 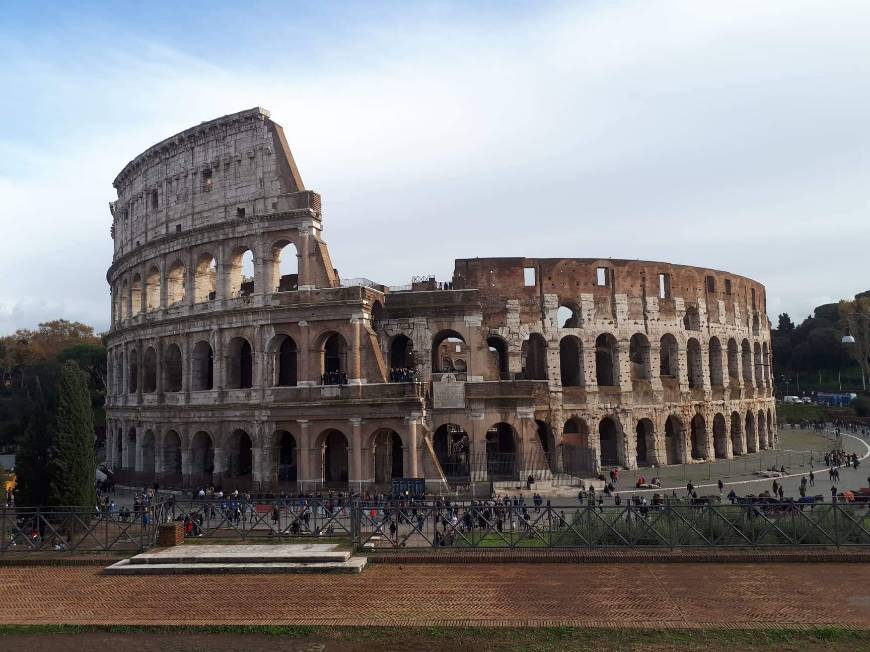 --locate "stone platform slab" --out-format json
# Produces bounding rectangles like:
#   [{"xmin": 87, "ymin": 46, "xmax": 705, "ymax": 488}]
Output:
[{"xmin": 104, "ymin": 543, "xmax": 367, "ymax": 575}]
